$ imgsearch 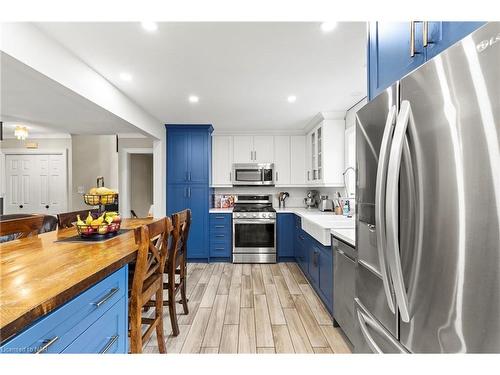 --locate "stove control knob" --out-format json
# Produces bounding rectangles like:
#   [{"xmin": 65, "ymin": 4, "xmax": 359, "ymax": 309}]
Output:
[
  {"xmin": 252, "ymin": 213, "xmax": 257, "ymax": 218},
  {"xmin": 242, "ymin": 213, "xmax": 247, "ymax": 218},
  {"xmin": 235, "ymin": 213, "xmax": 240, "ymax": 218}
]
